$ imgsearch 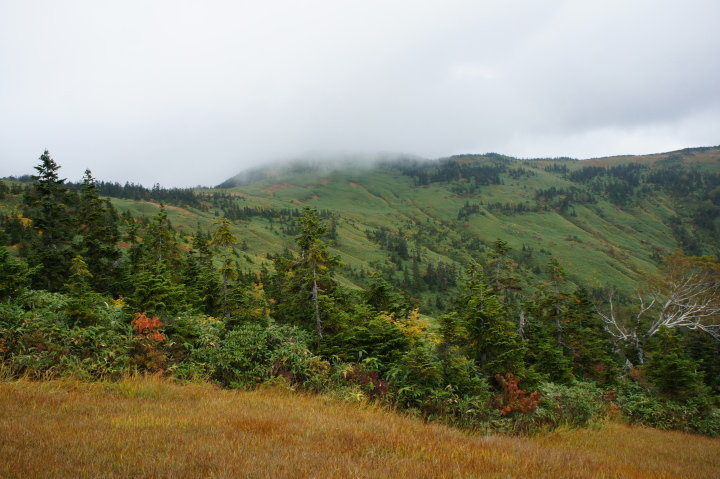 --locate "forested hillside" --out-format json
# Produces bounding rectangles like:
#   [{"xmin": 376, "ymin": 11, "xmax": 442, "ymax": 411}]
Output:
[{"xmin": 1, "ymin": 148, "xmax": 719, "ymax": 436}]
